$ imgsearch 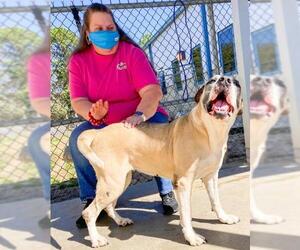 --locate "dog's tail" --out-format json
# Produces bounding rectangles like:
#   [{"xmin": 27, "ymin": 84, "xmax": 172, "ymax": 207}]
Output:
[{"xmin": 77, "ymin": 130, "xmax": 105, "ymax": 168}]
